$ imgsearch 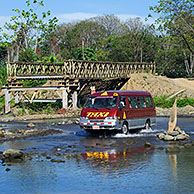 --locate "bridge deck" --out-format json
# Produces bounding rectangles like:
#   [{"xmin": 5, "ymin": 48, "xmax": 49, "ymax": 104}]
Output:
[{"xmin": 7, "ymin": 60, "xmax": 155, "ymax": 81}]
